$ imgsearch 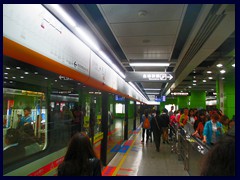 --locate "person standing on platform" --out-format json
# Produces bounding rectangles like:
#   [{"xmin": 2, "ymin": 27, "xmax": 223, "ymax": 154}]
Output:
[
  {"xmin": 149, "ymin": 109, "xmax": 156, "ymax": 143},
  {"xmin": 151, "ymin": 110, "xmax": 162, "ymax": 152},
  {"xmin": 141, "ymin": 110, "xmax": 151, "ymax": 143},
  {"xmin": 57, "ymin": 132, "xmax": 102, "ymax": 176},
  {"xmin": 160, "ymin": 108, "xmax": 170, "ymax": 144},
  {"xmin": 168, "ymin": 105, "xmax": 174, "ymax": 117},
  {"xmin": 202, "ymin": 113, "xmax": 223, "ymax": 145},
  {"xmin": 179, "ymin": 108, "xmax": 189, "ymax": 127}
]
